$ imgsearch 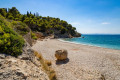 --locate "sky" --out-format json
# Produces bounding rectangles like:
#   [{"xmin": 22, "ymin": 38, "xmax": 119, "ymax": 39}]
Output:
[{"xmin": 0, "ymin": 0, "xmax": 120, "ymax": 34}]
